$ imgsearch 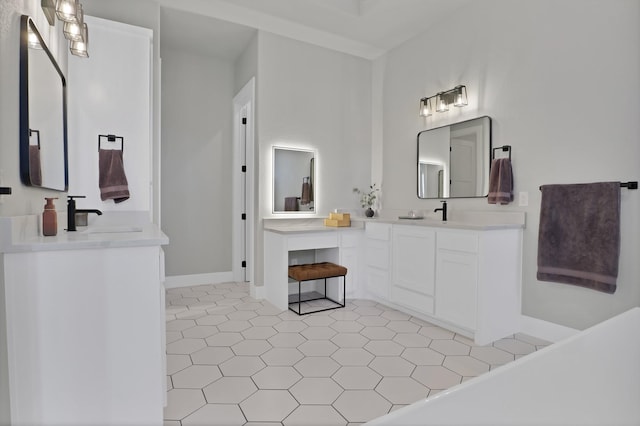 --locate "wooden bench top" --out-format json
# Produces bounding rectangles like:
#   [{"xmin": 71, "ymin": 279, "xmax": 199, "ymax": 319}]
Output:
[{"xmin": 288, "ymin": 262, "xmax": 347, "ymax": 281}]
